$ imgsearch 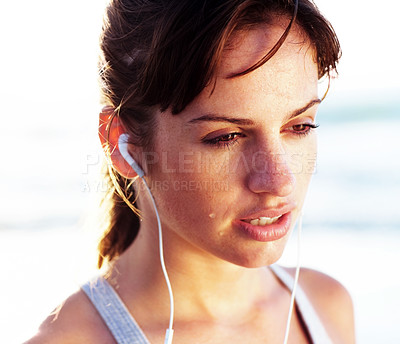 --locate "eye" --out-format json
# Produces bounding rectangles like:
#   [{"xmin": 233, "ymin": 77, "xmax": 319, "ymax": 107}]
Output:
[
  {"xmin": 288, "ymin": 123, "xmax": 319, "ymax": 136},
  {"xmin": 202, "ymin": 132, "xmax": 245, "ymax": 149}
]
